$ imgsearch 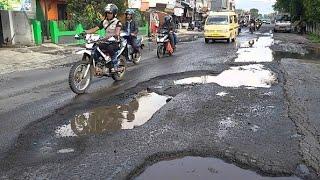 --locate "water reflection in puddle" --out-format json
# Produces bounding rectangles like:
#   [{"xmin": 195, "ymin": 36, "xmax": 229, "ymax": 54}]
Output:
[
  {"xmin": 174, "ymin": 64, "xmax": 277, "ymax": 88},
  {"xmin": 236, "ymin": 36, "xmax": 274, "ymax": 63},
  {"xmin": 136, "ymin": 156, "xmax": 301, "ymax": 180},
  {"xmin": 216, "ymin": 92, "xmax": 229, "ymax": 97},
  {"xmin": 57, "ymin": 148, "xmax": 75, "ymax": 154},
  {"xmin": 274, "ymin": 49, "xmax": 320, "ymax": 62},
  {"xmin": 55, "ymin": 91, "xmax": 169, "ymax": 137}
]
